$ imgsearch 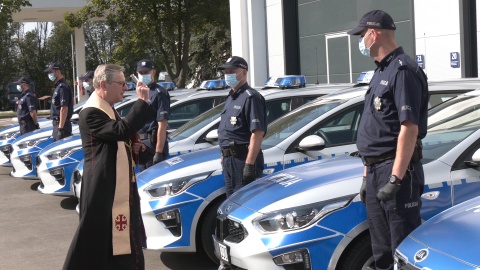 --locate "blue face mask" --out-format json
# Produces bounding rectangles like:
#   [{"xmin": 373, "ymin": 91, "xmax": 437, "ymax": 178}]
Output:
[
  {"xmin": 82, "ymin": 81, "xmax": 91, "ymax": 91},
  {"xmin": 359, "ymin": 31, "xmax": 374, "ymax": 57},
  {"xmin": 48, "ymin": 73, "xmax": 56, "ymax": 81},
  {"xmin": 139, "ymin": 74, "xmax": 152, "ymax": 85},
  {"xmin": 225, "ymin": 73, "xmax": 240, "ymax": 88}
]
